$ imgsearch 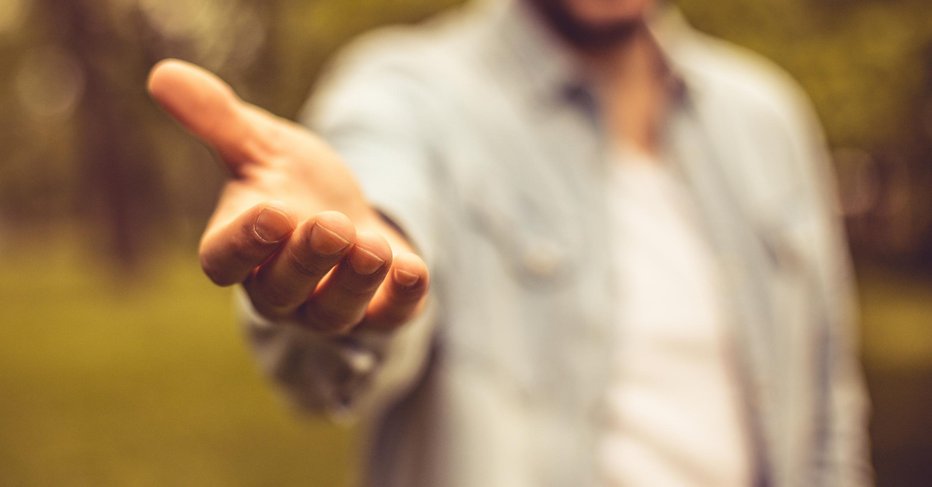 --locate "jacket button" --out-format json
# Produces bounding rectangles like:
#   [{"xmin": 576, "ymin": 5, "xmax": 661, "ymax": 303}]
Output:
[{"xmin": 521, "ymin": 241, "xmax": 563, "ymax": 278}]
